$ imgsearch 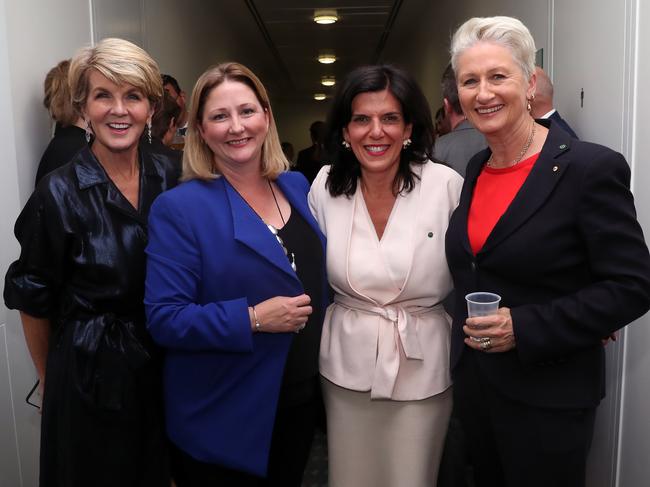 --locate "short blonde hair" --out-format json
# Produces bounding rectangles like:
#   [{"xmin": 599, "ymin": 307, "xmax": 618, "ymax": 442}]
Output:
[
  {"xmin": 43, "ymin": 59, "xmax": 78, "ymax": 126},
  {"xmin": 69, "ymin": 38, "xmax": 162, "ymax": 114},
  {"xmin": 450, "ymin": 16, "xmax": 536, "ymax": 80},
  {"xmin": 182, "ymin": 62, "xmax": 289, "ymax": 181}
]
